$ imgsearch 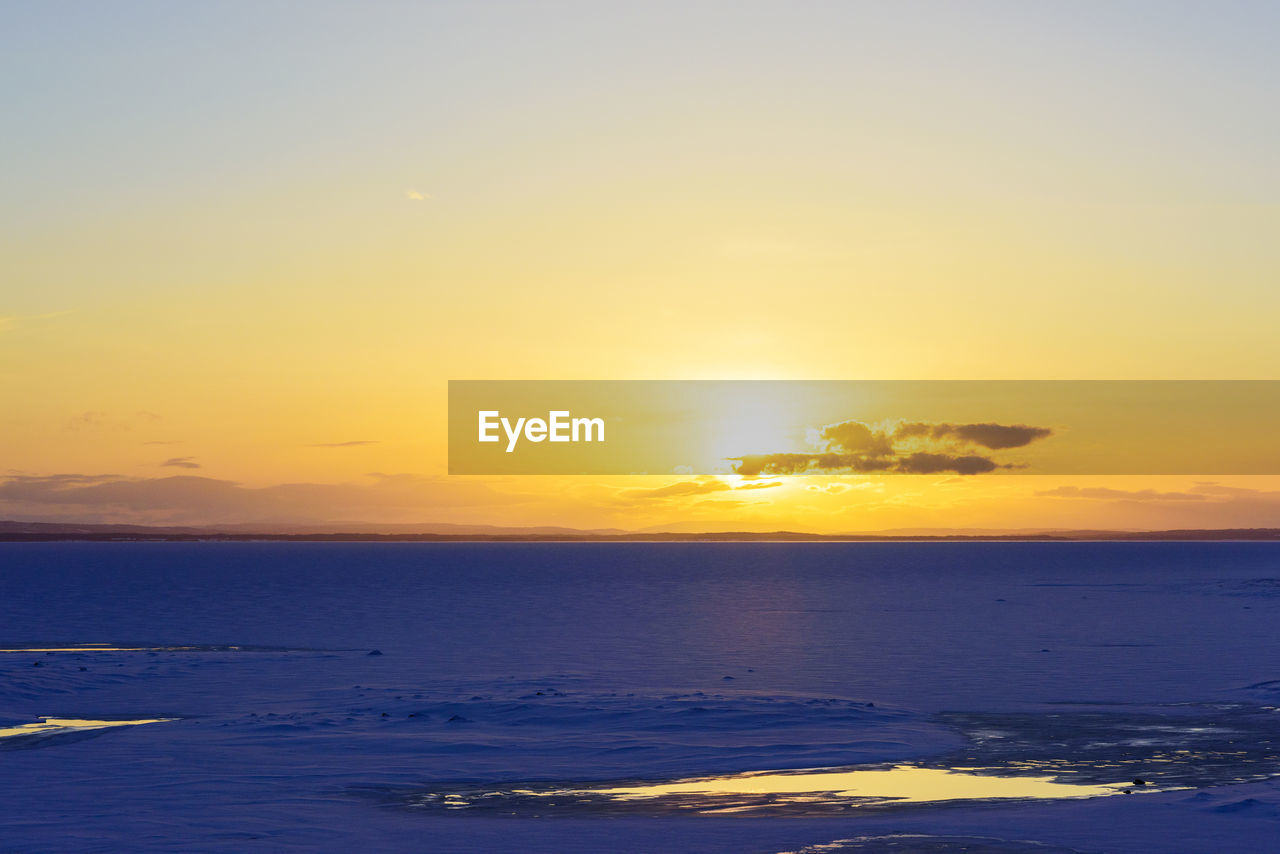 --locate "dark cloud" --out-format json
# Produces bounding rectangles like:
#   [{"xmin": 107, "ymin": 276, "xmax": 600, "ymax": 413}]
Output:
[
  {"xmin": 309, "ymin": 440, "xmax": 379, "ymax": 448},
  {"xmin": 734, "ymin": 452, "xmax": 1004, "ymax": 476},
  {"xmin": 893, "ymin": 422, "xmax": 1052, "ymax": 450},
  {"xmin": 161, "ymin": 457, "xmax": 201, "ymax": 469},
  {"xmin": 731, "ymin": 417, "xmax": 1052, "ymax": 476},
  {"xmin": 895, "ymin": 453, "xmax": 1001, "ymax": 475},
  {"xmin": 820, "ymin": 421, "xmax": 895, "ymax": 455}
]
